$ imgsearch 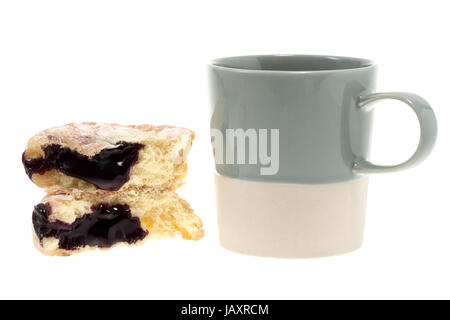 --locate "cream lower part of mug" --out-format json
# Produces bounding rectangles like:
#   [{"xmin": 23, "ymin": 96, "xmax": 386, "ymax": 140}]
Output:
[{"xmin": 215, "ymin": 173, "xmax": 369, "ymax": 258}]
